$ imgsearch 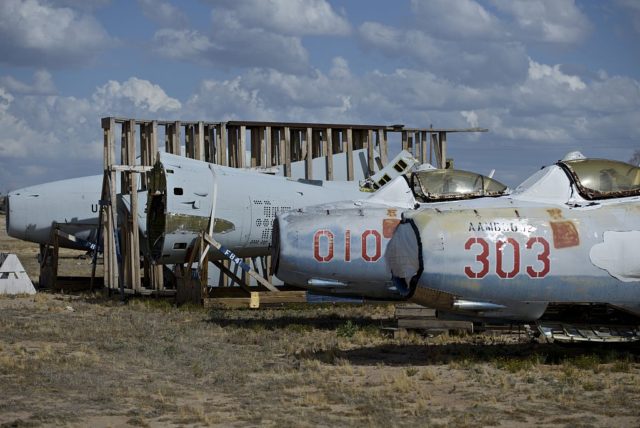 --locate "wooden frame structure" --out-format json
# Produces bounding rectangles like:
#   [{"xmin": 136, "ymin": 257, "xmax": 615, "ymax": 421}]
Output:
[{"xmin": 95, "ymin": 117, "xmax": 486, "ymax": 301}]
